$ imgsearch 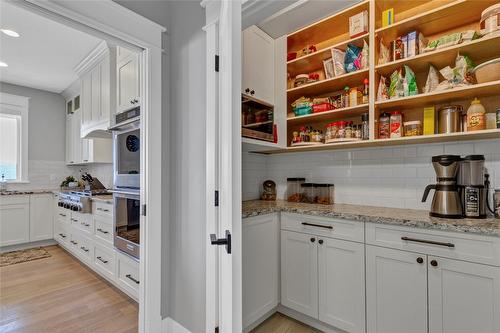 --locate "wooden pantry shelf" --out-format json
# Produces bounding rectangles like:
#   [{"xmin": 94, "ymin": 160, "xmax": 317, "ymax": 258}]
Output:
[
  {"xmin": 257, "ymin": 129, "xmax": 500, "ymax": 154},
  {"xmin": 287, "ymin": 104, "xmax": 369, "ymax": 124},
  {"xmin": 242, "ymin": 120, "xmax": 273, "ymax": 129},
  {"xmin": 287, "ymin": 33, "xmax": 369, "ymax": 77},
  {"xmin": 287, "ymin": 69, "xmax": 369, "ymax": 102},
  {"xmin": 375, "ymin": 80, "xmax": 500, "ymax": 110},
  {"xmin": 375, "ymin": 34, "xmax": 500, "ymax": 76},
  {"xmin": 375, "ymin": 0, "xmax": 498, "ymax": 42}
]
